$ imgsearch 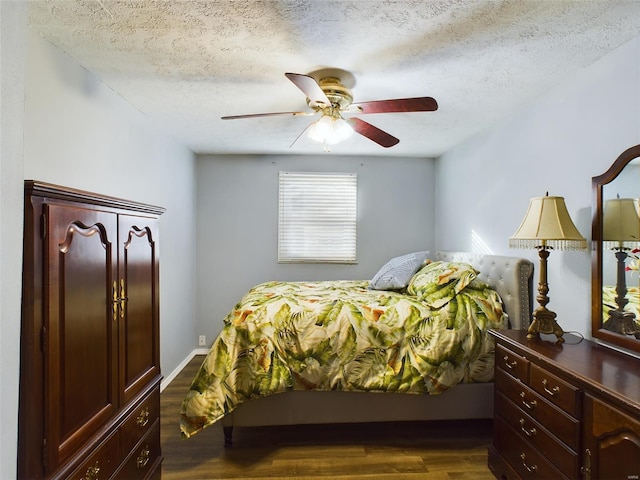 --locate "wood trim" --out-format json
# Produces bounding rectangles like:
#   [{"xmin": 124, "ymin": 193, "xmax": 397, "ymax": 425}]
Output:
[
  {"xmin": 25, "ymin": 180, "xmax": 166, "ymax": 215},
  {"xmin": 591, "ymin": 144, "xmax": 640, "ymax": 354}
]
